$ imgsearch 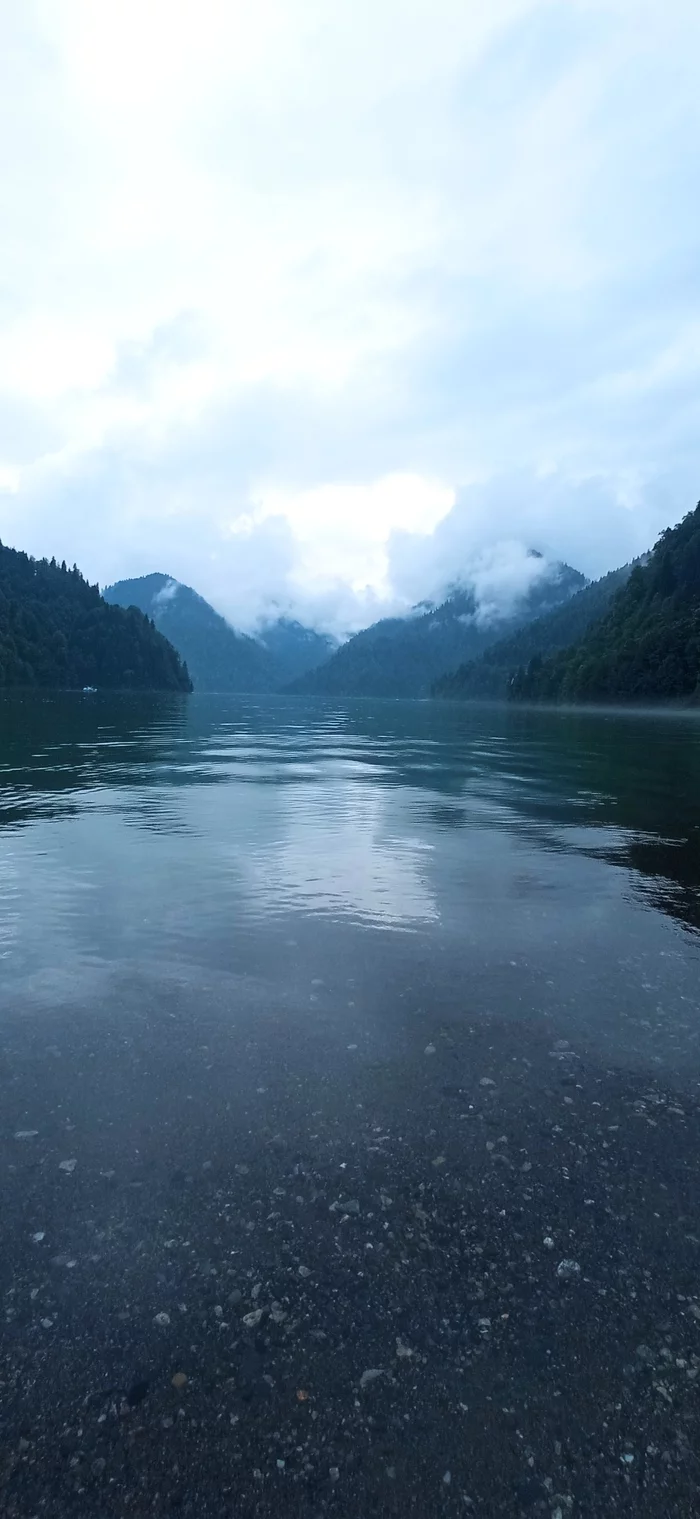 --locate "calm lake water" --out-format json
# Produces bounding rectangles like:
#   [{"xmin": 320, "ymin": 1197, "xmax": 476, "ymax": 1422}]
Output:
[{"xmin": 1, "ymin": 691, "xmax": 700, "ymax": 1517}]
